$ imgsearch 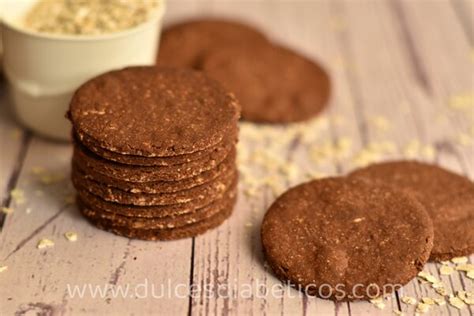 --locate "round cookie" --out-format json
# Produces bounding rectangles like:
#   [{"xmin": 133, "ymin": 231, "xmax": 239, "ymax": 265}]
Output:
[
  {"xmin": 348, "ymin": 161, "xmax": 474, "ymax": 261},
  {"xmin": 261, "ymin": 177, "xmax": 433, "ymax": 301},
  {"xmin": 79, "ymin": 192, "xmax": 236, "ymax": 241},
  {"xmin": 157, "ymin": 19, "xmax": 268, "ymax": 68},
  {"xmin": 68, "ymin": 66, "xmax": 240, "ymax": 157},
  {"xmin": 74, "ymin": 124, "xmax": 238, "ymax": 166},
  {"xmin": 72, "ymin": 165, "xmax": 237, "ymax": 206},
  {"xmin": 73, "ymin": 150, "xmax": 236, "ymax": 194},
  {"xmin": 78, "ymin": 184, "xmax": 237, "ymax": 230},
  {"xmin": 72, "ymin": 142, "xmax": 234, "ymax": 182},
  {"xmin": 76, "ymin": 176, "xmax": 237, "ymax": 219},
  {"xmin": 201, "ymin": 43, "xmax": 331, "ymax": 123}
]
